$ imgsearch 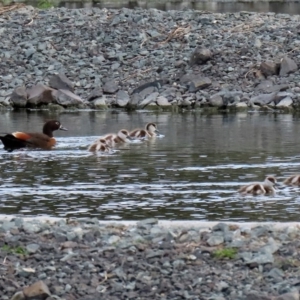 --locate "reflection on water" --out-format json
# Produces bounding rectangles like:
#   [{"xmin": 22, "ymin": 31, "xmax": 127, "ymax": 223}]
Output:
[
  {"xmin": 24, "ymin": 0, "xmax": 300, "ymax": 15},
  {"xmin": 1, "ymin": 110, "xmax": 300, "ymax": 221}
]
